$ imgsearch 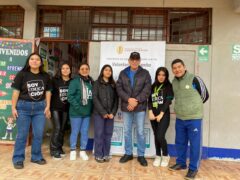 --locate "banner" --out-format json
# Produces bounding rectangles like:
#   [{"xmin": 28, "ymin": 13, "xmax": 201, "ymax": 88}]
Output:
[
  {"xmin": 100, "ymin": 41, "xmax": 166, "ymax": 157},
  {"xmin": 0, "ymin": 38, "xmax": 33, "ymax": 144}
]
